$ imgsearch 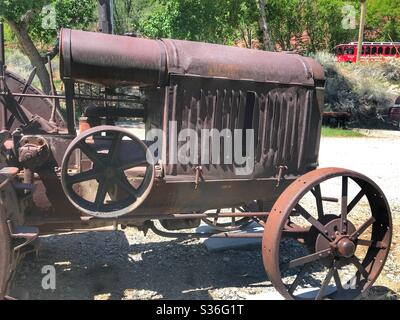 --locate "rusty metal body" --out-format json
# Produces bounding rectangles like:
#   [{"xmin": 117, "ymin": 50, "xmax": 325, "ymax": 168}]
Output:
[
  {"xmin": 53, "ymin": 29, "xmax": 324, "ymax": 219},
  {"xmin": 0, "ymin": 28, "xmax": 325, "ymax": 228}
]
